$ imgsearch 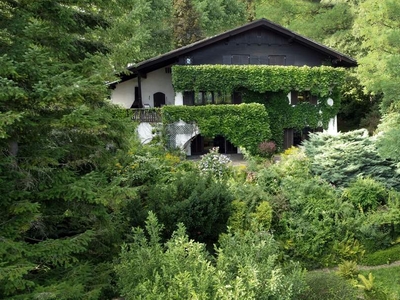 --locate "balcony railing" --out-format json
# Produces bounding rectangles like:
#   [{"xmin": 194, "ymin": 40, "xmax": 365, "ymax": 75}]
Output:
[{"xmin": 130, "ymin": 108, "xmax": 162, "ymax": 123}]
